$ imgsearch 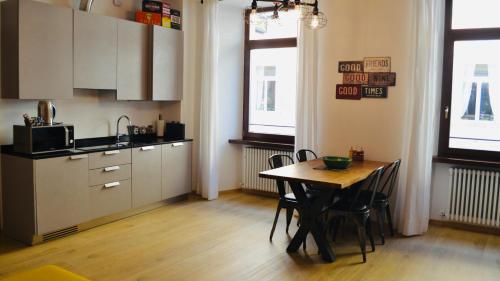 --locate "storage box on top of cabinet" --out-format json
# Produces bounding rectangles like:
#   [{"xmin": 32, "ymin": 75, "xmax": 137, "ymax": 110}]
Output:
[{"xmin": 1, "ymin": 0, "xmax": 73, "ymax": 99}]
